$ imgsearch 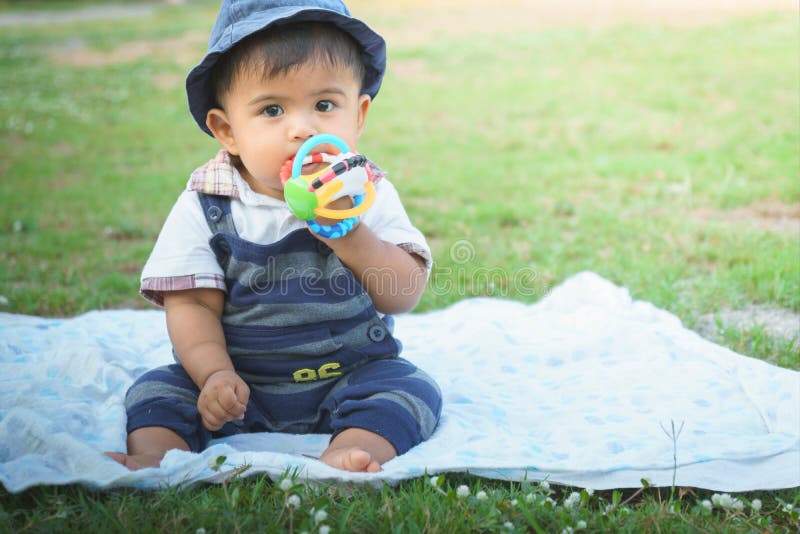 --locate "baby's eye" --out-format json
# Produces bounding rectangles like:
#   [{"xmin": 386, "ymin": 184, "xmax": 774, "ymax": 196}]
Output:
[
  {"xmin": 315, "ymin": 100, "xmax": 334, "ymax": 112},
  {"xmin": 262, "ymin": 104, "xmax": 284, "ymax": 117}
]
